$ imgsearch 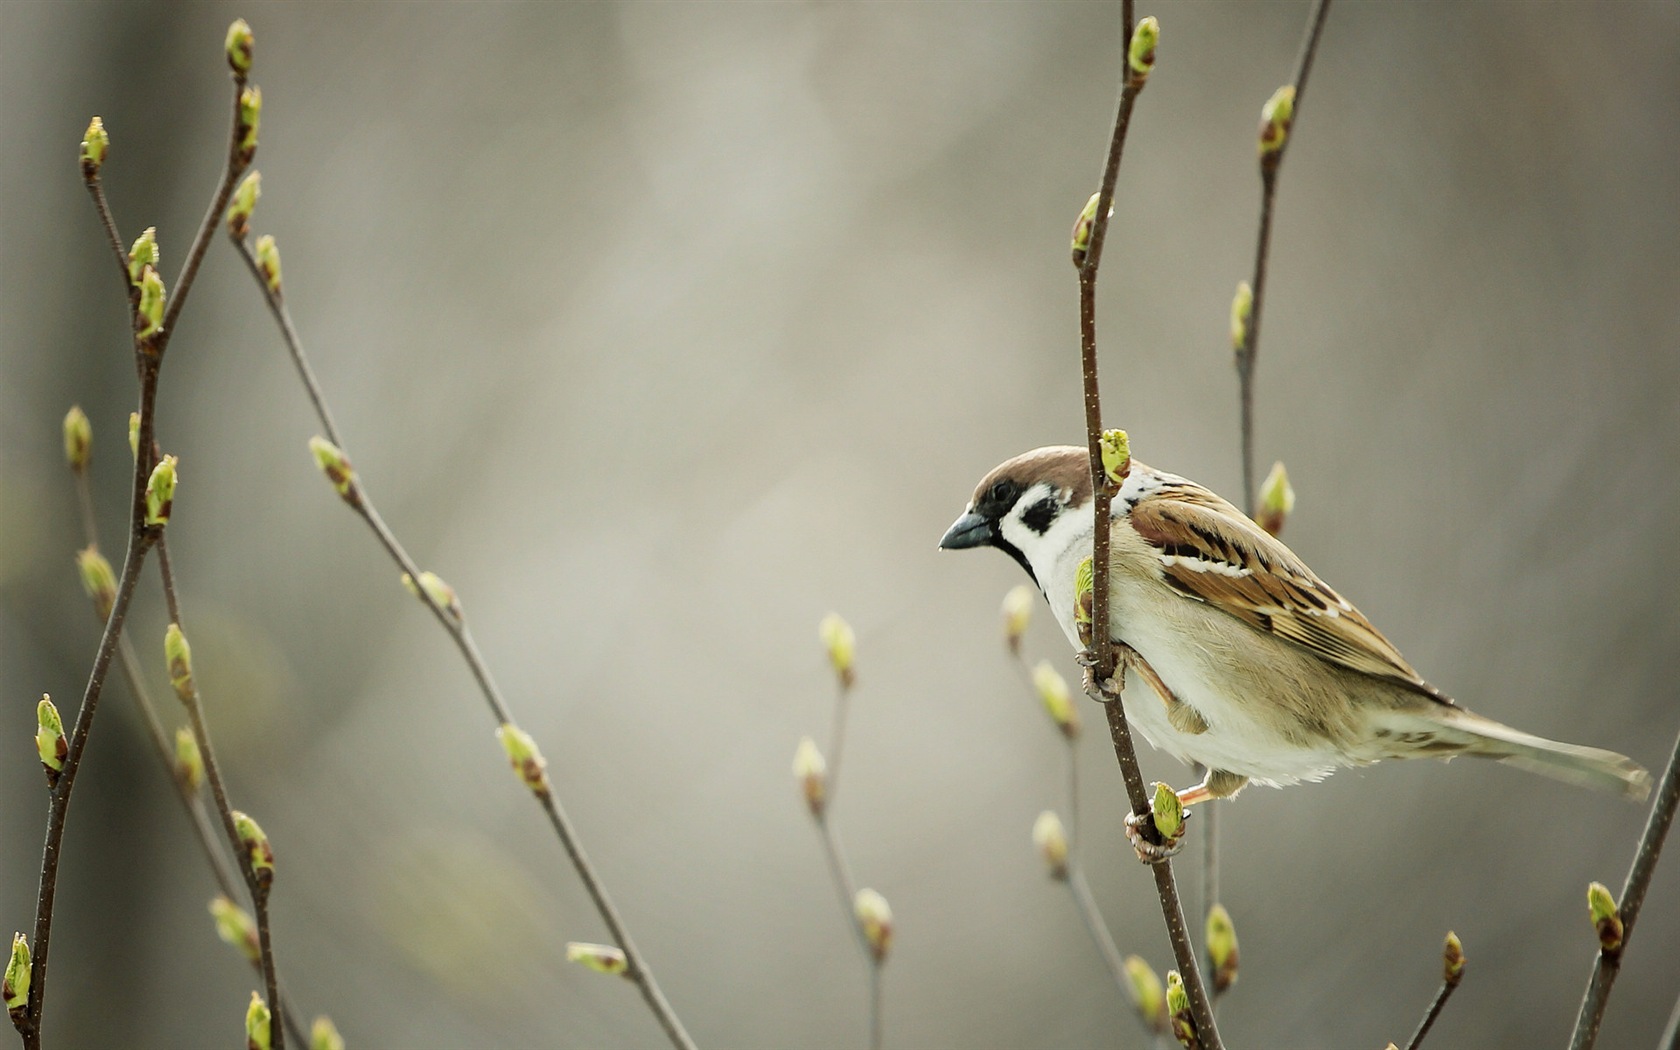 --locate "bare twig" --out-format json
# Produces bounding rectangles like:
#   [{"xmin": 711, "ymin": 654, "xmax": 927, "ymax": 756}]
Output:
[
  {"xmin": 1658, "ymin": 986, "xmax": 1680, "ymax": 1050},
  {"xmin": 1569, "ymin": 723, "xmax": 1680, "ymax": 1050},
  {"xmin": 1403, "ymin": 933, "xmax": 1464, "ymax": 1050},
  {"xmin": 229, "ymin": 236, "xmax": 694, "ymax": 1050}
]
